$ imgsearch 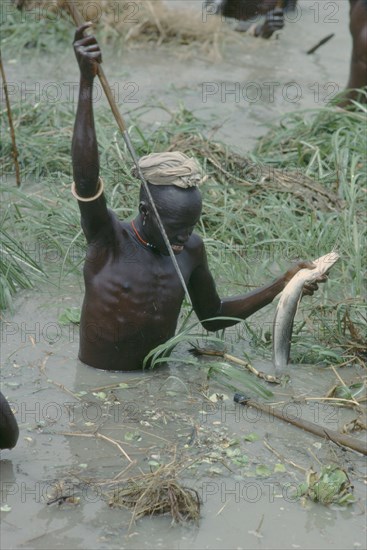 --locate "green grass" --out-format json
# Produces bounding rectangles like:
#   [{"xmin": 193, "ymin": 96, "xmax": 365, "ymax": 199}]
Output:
[
  {"xmin": 1, "ymin": 7, "xmax": 71, "ymax": 54},
  {"xmin": 1, "ymin": 96, "xmax": 366, "ymax": 371},
  {"xmin": 0, "ymin": 223, "xmax": 44, "ymax": 310}
]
